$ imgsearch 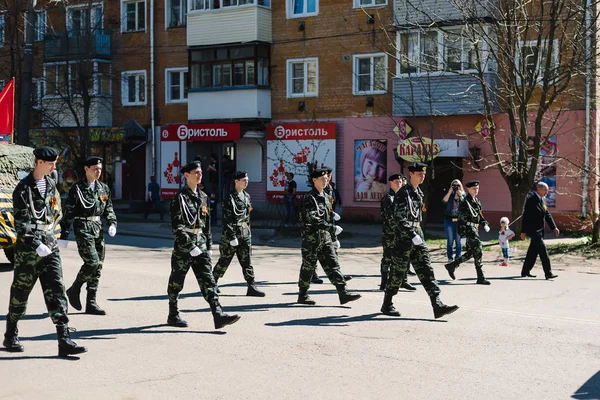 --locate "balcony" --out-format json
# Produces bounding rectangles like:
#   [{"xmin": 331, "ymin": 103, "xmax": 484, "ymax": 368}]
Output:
[
  {"xmin": 44, "ymin": 31, "xmax": 112, "ymax": 61},
  {"xmin": 392, "ymin": 73, "xmax": 500, "ymax": 116},
  {"xmin": 394, "ymin": 0, "xmax": 498, "ymax": 26},
  {"xmin": 41, "ymin": 97, "xmax": 112, "ymax": 128},
  {"xmin": 187, "ymin": 6, "xmax": 272, "ymax": 47},
  {"xmin": 188, "ymin": 88, "xmax": 271, "ymax": 120}
]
